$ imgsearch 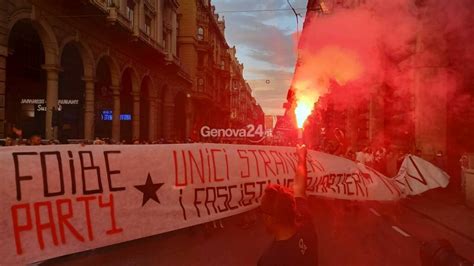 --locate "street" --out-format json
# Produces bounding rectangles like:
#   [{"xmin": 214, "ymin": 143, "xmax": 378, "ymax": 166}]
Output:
[{"xmin": 42, "ymin": 196, "xmax": 474, "ymax": 266}]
